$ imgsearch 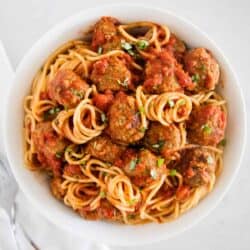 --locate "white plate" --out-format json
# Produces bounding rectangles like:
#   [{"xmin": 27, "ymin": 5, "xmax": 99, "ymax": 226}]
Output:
[{"xmin": 3, "ymin": 3, "xmax": 247, "ymax": 246}]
